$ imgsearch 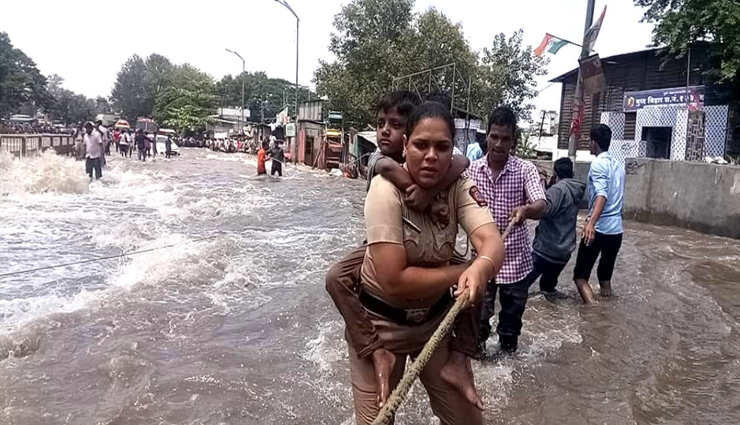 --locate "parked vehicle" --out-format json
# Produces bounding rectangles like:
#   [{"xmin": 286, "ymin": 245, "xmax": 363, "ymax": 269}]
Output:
[{"xmin": 155, "ymin": 135, "xmax": 180, "ymax": 156}]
